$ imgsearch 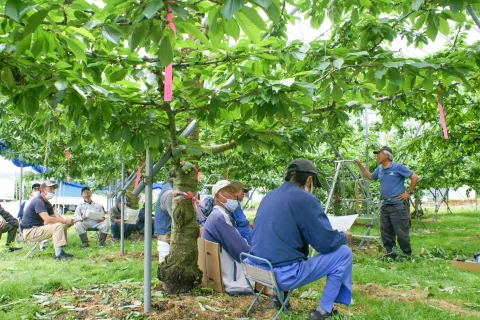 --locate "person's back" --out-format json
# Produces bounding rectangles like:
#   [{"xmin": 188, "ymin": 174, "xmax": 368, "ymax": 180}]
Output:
[{"xmin": 251, "ymin": 182, "xmax": 346, "ymax": 267}]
